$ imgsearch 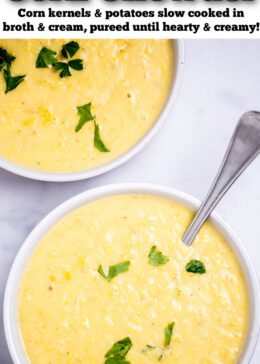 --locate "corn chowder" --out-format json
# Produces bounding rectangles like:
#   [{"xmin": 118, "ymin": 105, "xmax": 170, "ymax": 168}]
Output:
[
  {"xmin": 19, "ymin": 195, "xmax": 248, "ymax": 364},
  {"xmin": 0, "ymin": 40, "xmax": 173, "ymax": 172}
]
